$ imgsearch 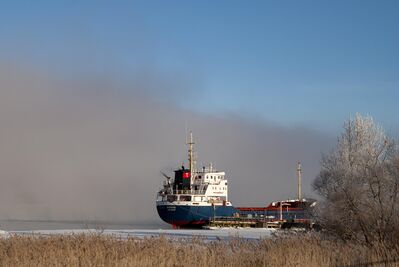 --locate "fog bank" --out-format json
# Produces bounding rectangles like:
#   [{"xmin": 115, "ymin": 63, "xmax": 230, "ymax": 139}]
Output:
[{"xmin": 0, "ymin": 65, "xmax": 334, "ymax": 224}]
